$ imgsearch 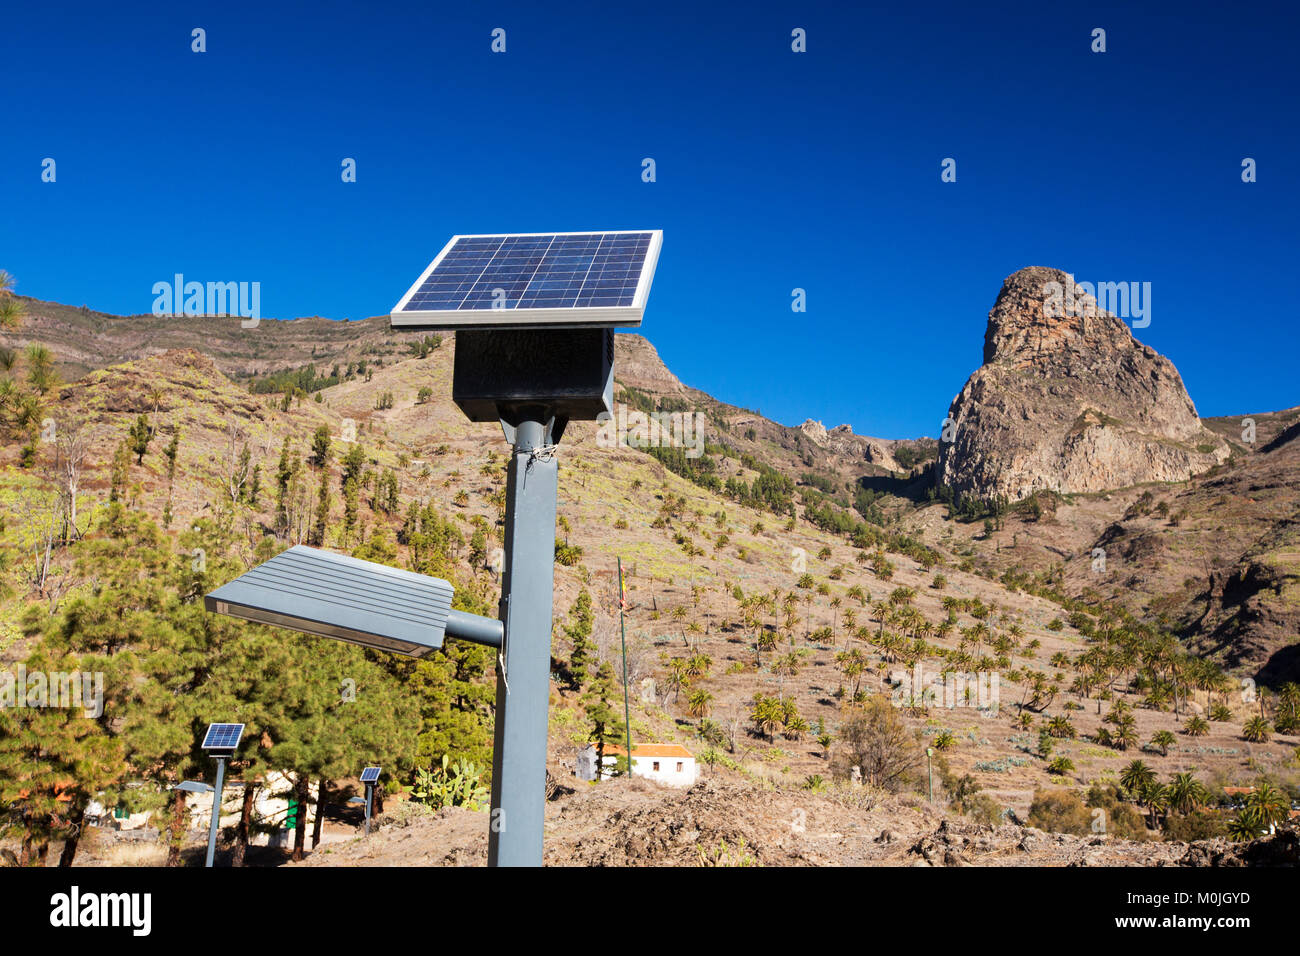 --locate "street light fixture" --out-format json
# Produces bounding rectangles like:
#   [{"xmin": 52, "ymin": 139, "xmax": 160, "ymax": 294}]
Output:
[
  {"xmin": 174, "ymin": 781, "xmax": 214, "ymax": 794},
  {"xmin": 206, "ymin": 230, "xmax": 662, "ymax": 868},
  {"xmin": 359, "ymin": 767, "xmax": 381, "ymax": 835},
  {"xmin": 926, "ymin": 747, "xmax": 935, "ymax": 803},
  {"xmin": 204, "ymin": 545, "xmax": 501, "ymax": 655},
  {"xmin": 200, "ymin": 723, "xmax": 243, "ymax": 867}
]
